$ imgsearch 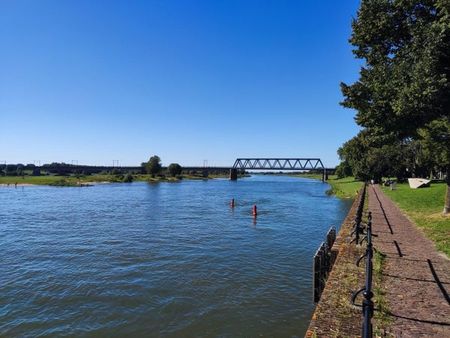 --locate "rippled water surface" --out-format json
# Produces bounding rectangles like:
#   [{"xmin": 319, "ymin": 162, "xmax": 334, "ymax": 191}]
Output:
[{"xmin": 0, "ymin": 175, "xmax": 352, "ymax": 337}]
